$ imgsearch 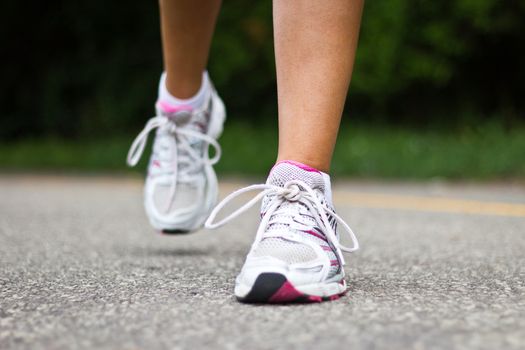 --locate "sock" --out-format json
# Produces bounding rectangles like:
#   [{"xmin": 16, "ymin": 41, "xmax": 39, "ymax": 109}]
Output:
[{"xmin": 157, "ymin": 71, "xmax": 211, "ymax": 112}]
